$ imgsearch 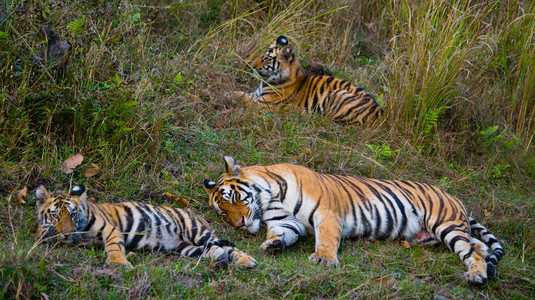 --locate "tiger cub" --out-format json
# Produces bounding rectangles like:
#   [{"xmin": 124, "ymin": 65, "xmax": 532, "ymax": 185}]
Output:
[
  {"xmin": 204, "ymin": 156, "xmax": 504, "ymax": 285},
  {"xmin": 36, "ymin": 184, "xmax": 257, "ymax": 269},
  {"xmin": 235, "ymin": 36, "xmax": 384, "ymax": 125}
]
